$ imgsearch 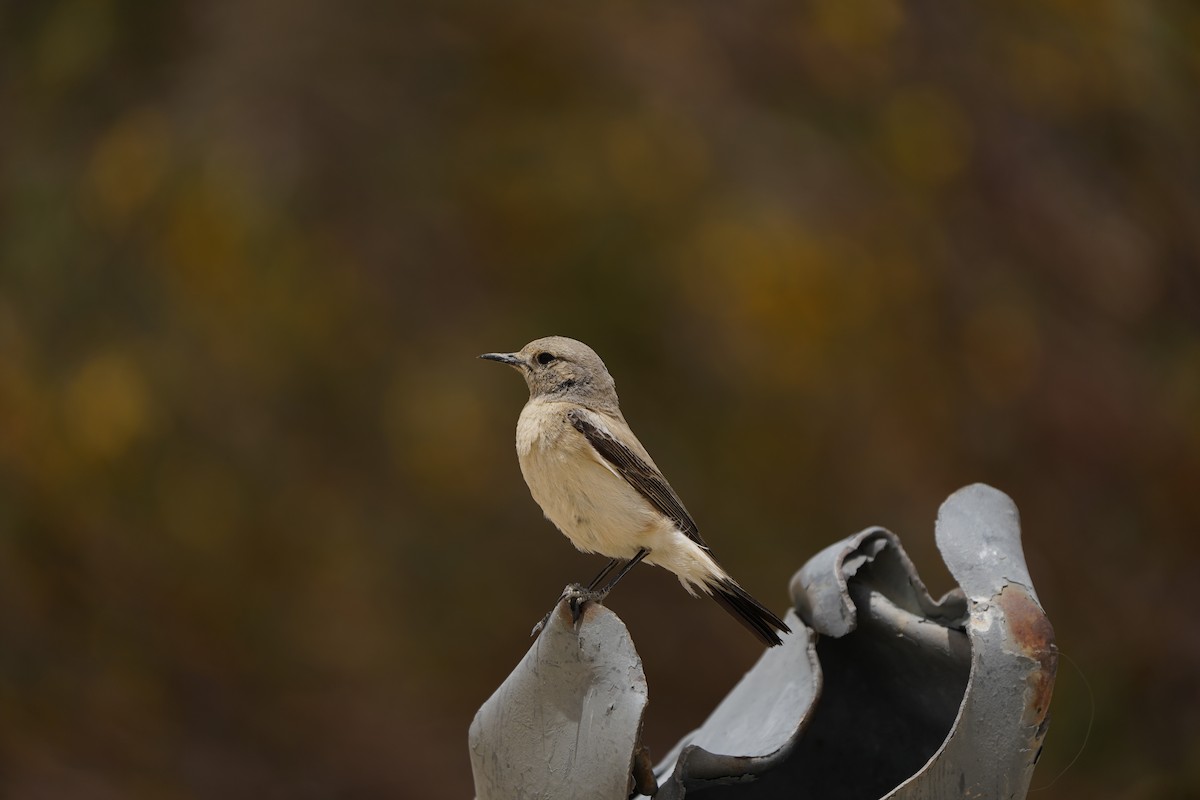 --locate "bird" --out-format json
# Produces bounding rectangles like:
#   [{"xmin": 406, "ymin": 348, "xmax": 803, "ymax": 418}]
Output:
[{"xmin": 480, "ymin": 336, "xmax": 790, "ymax": 647}]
